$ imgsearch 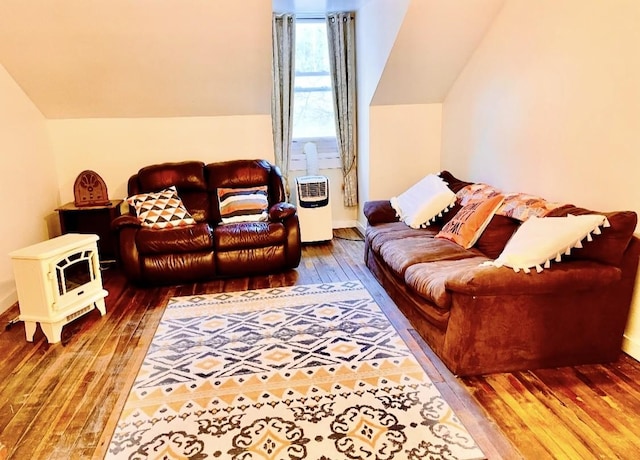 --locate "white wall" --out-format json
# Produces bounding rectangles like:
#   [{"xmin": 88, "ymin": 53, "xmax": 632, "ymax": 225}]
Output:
[
  {"xmin": 369, "ymin": 103, "xmax": 442, "ymax": 200},
  {"xmin": 47, "ymin": 116, "xmax": 274, "ymax": 204},
  {"xmin": 0, "ymin": 64, "xmax": 58, "ymax": 313},
  {"xmin": 441, "ymin": 0, "xmax": 640, "ymax": 358},
  {"xmin": 48, "ymin": 116, "xmax": 360, "ymax": 229},
  {"xmin": 355, "ymin": 0, "xmax": 411, "ymax": 228}
]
